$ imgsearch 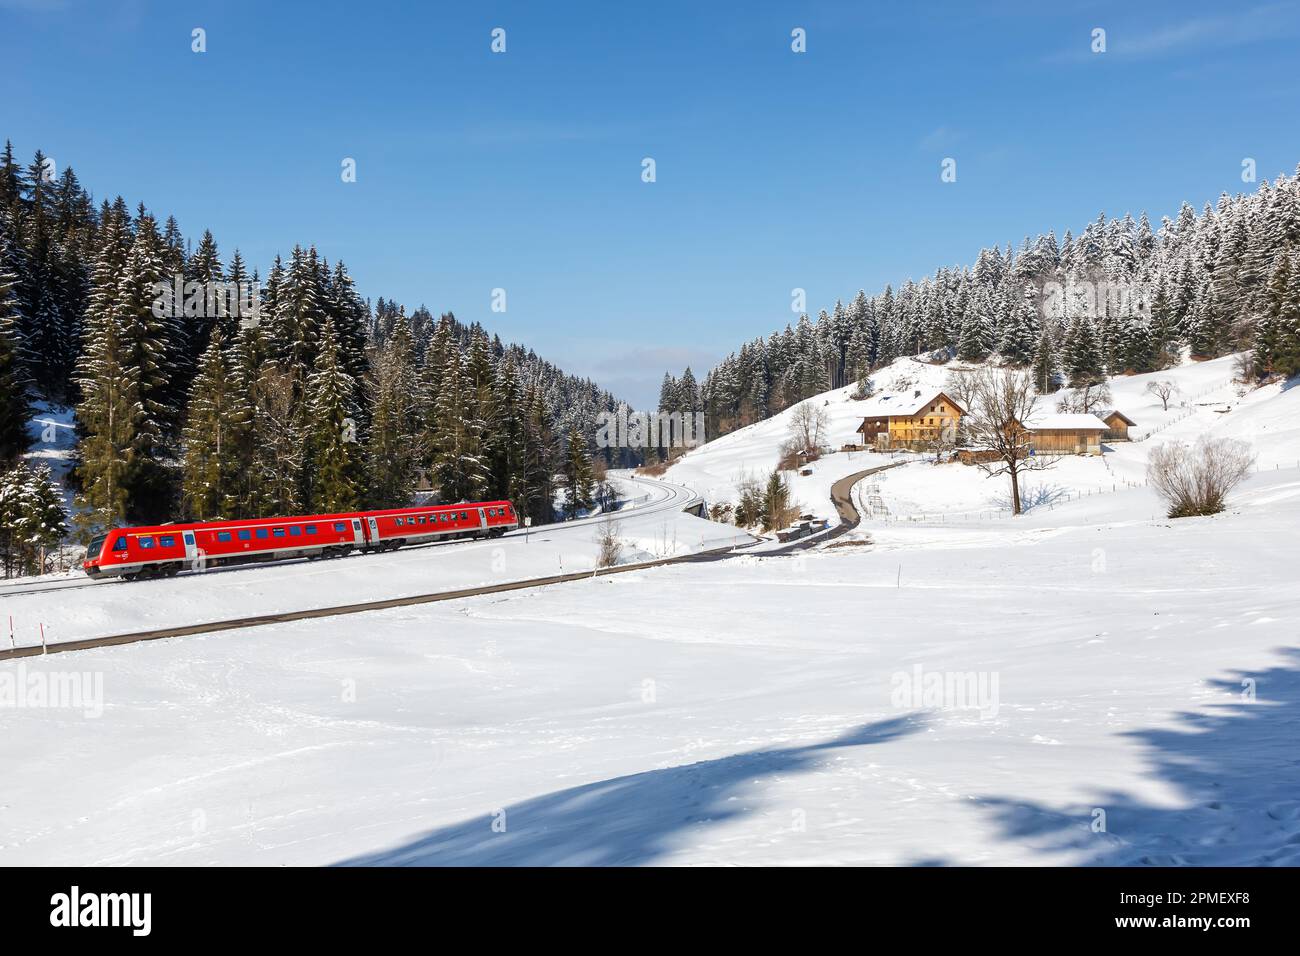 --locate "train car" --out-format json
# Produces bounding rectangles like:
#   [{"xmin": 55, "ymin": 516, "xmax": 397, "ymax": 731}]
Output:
[
  {"xmin": 82, "ymin": 500, "xmax": 520, "ymax": 580},
  {"xmin": 357, "ymin": 501, "xmax": 518, "ymax": 552}
]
